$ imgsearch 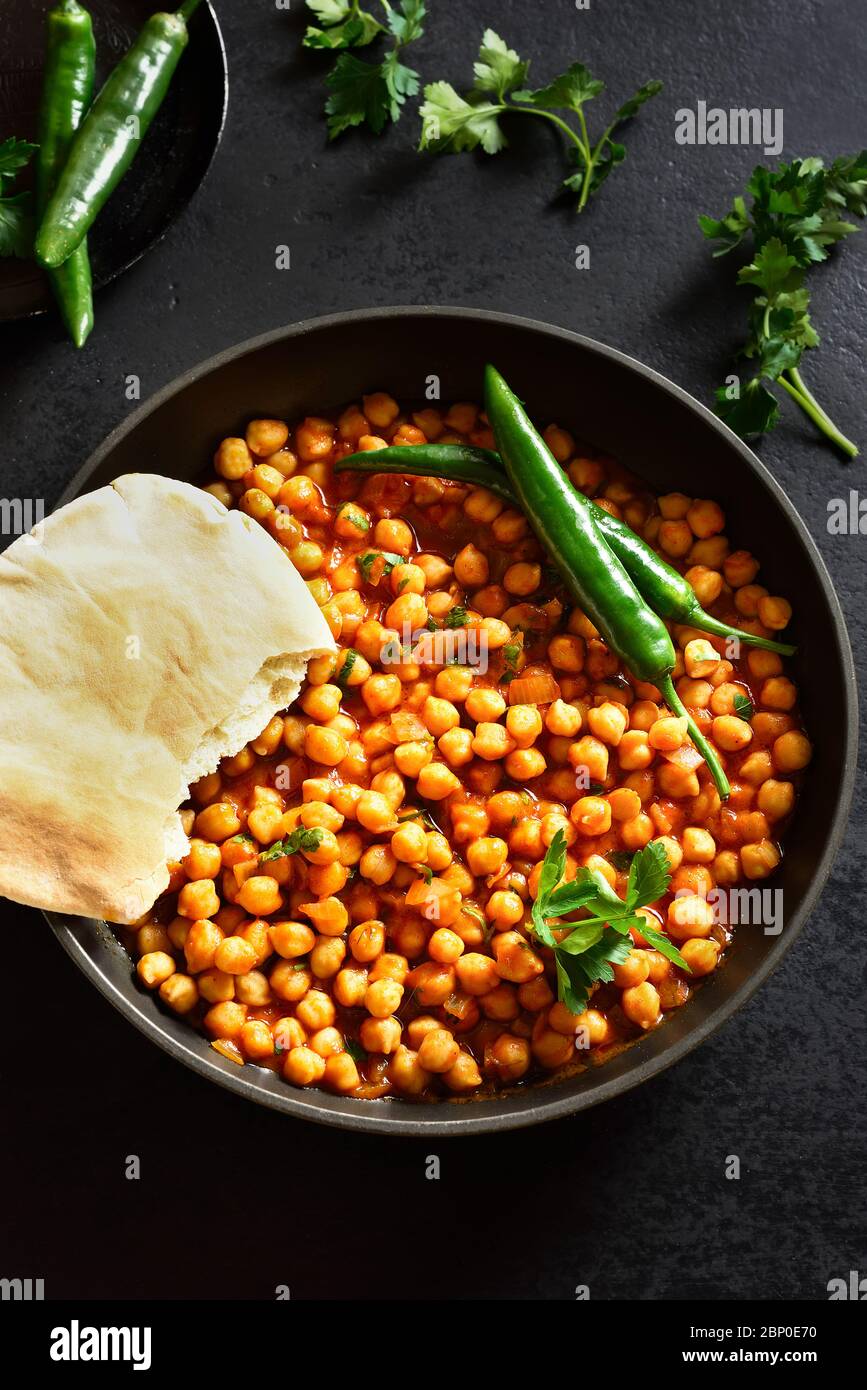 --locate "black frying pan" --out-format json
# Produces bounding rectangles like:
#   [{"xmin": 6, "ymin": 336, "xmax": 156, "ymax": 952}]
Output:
[
  {"xmin": 45, "ymin": 307, "xmax": 859, "ymax": 1136},
  {"xmin": 0, "ymin": 0, "xmax": 228, "ymax": 323}
]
